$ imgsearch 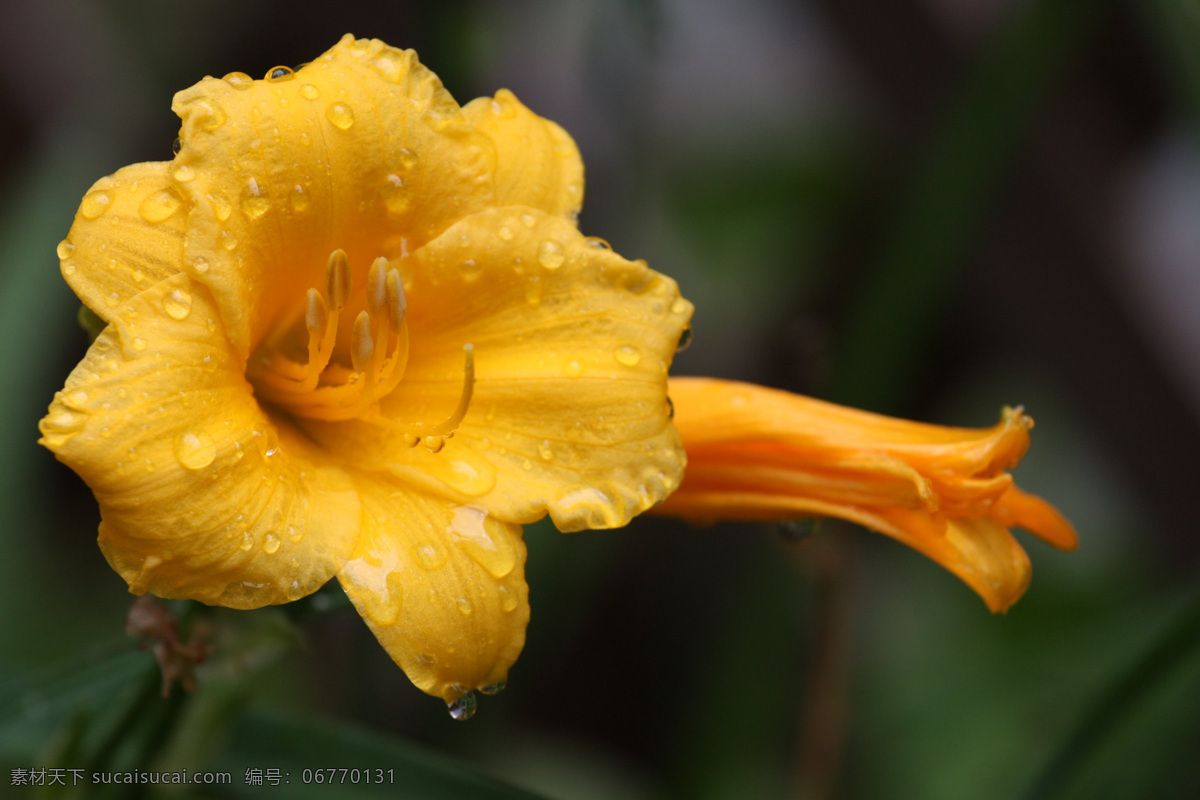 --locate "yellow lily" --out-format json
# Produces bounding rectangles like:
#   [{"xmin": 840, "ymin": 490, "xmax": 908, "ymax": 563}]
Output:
[
  {"xmin": 655, "ymin": 378, "xmax": 1077, "ymax": 612},
  {"xmin": 40, "ymin": 35, "xmax": 690, "ymax": 713}
]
